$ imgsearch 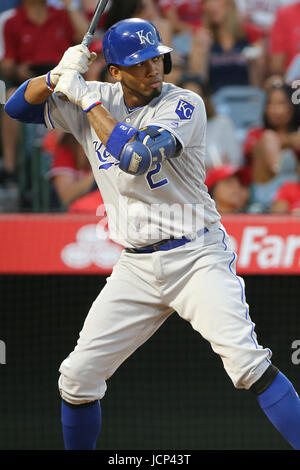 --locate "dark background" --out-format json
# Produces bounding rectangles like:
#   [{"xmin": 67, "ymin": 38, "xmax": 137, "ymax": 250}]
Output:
[{"xmin": 0, "ymin": 274, "xmax": 299, "ymax": 450}]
